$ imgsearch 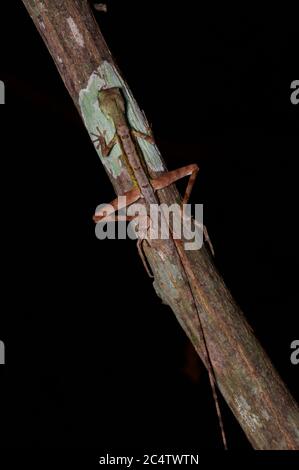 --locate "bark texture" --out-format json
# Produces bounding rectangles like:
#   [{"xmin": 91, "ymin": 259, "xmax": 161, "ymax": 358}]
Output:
[{"xmin": 21, "ymin": 0, "xmax": 299, "ymax": 449}]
